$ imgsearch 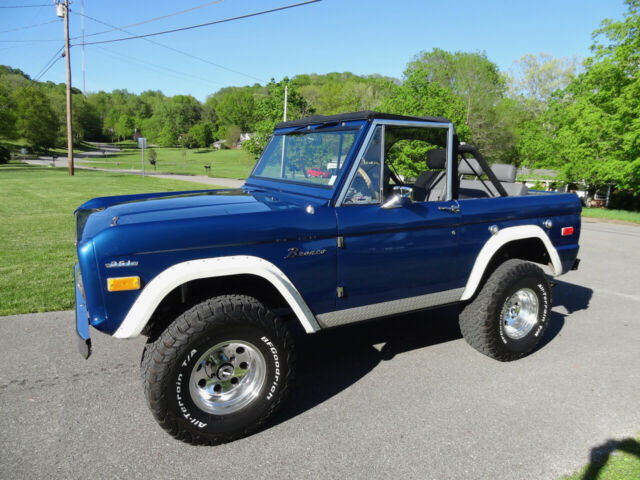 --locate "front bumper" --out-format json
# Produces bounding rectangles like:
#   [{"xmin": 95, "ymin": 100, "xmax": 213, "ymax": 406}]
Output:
[{"xmin": 75, "ymin": 263, "xmax": 92, "ymax": 359}]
